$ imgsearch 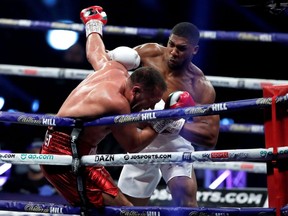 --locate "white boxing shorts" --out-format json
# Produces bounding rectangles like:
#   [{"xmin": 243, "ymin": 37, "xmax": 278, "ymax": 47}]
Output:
[
  {"xmin": 118, "ymin": 99, "xmax": 195, "ymax": 198},
  {"xmin": 118, "ymin": 132, "xmax": 194, "ymax": 198}
]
